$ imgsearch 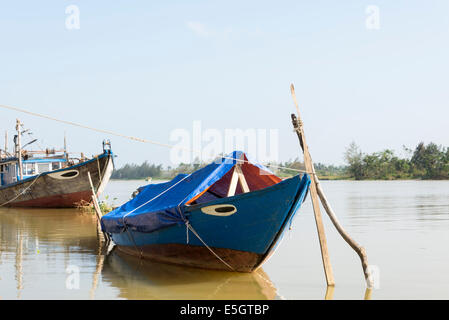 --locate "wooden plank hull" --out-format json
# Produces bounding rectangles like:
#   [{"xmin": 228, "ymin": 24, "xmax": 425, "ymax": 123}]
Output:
[
  {"xmin": 109, "ymin": 174, "xmax": 311, "ymax": 272},
  {"xmin": 116, "ymin": 243, "xmax": 264, "ymax": 273},
  {"xmin": 0, "ymin": 151, "xmax": 113, "ymax": 208}
]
